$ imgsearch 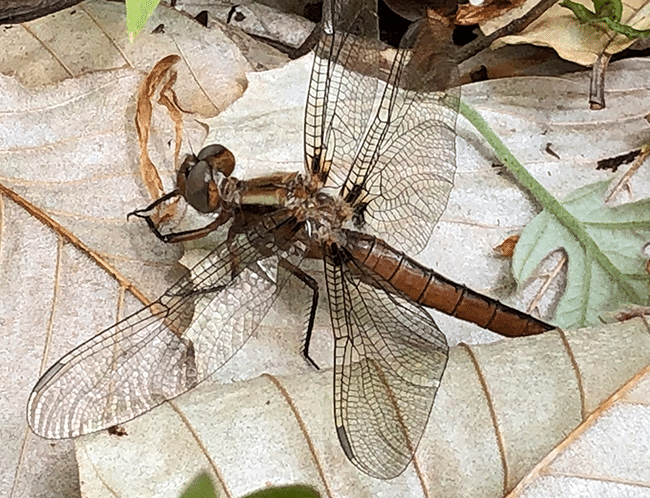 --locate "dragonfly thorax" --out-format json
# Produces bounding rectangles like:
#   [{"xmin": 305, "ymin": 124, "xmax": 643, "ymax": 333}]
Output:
[{"xmin": 293, "ymin": 189, "xmax": 354, "ymax": 245}]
